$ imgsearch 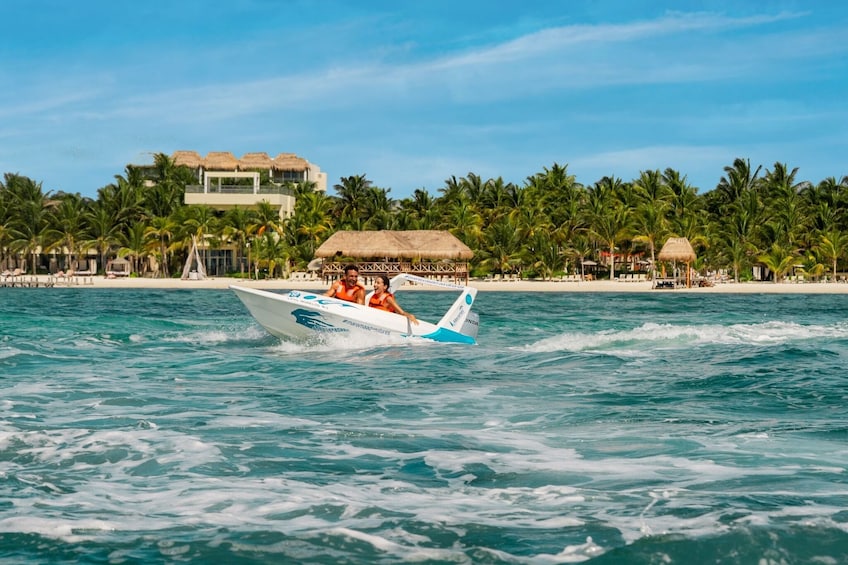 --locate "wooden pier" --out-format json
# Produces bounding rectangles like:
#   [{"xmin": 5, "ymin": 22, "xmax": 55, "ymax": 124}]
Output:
[{"xmin": 0, "ymin": 275, "xmax": 95, "ymax": 288}]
